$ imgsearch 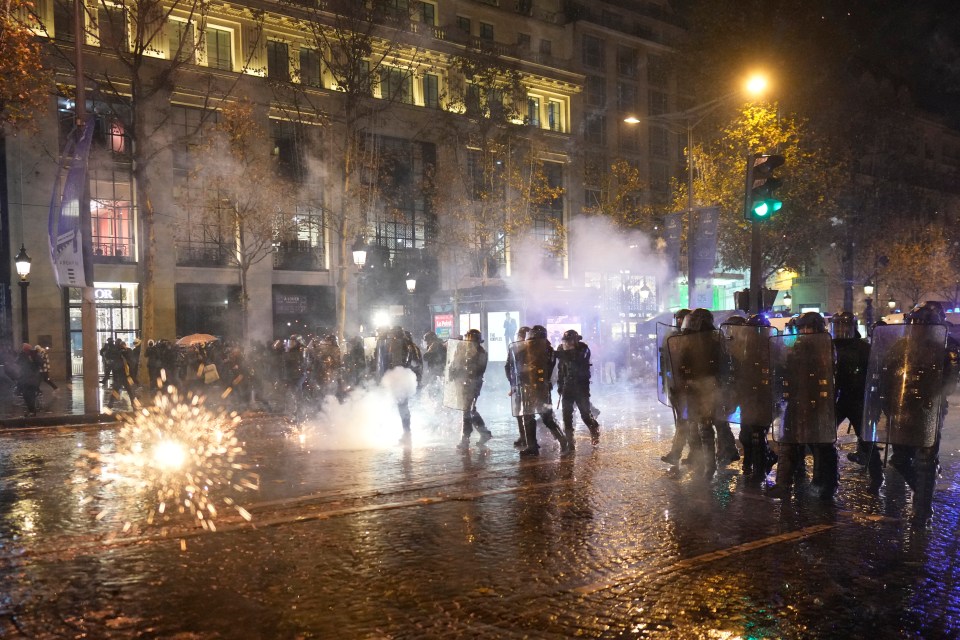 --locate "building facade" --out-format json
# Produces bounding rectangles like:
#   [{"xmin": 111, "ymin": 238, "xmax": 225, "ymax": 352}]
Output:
[{"xmin": 2, "ymin": 0, "xmax": 687, "ymax": 375}]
